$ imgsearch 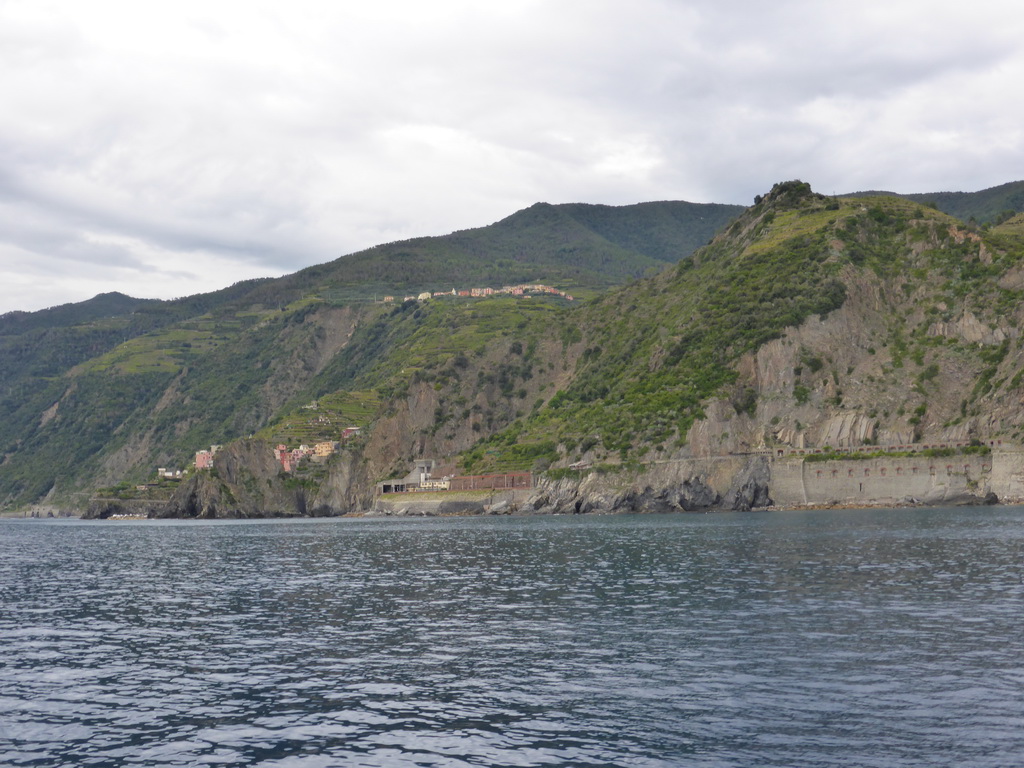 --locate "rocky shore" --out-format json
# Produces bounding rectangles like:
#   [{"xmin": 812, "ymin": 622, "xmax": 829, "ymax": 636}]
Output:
[{"xmin": 78, "ymin": 443, "xmax": 1024, "ymax": 520}]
